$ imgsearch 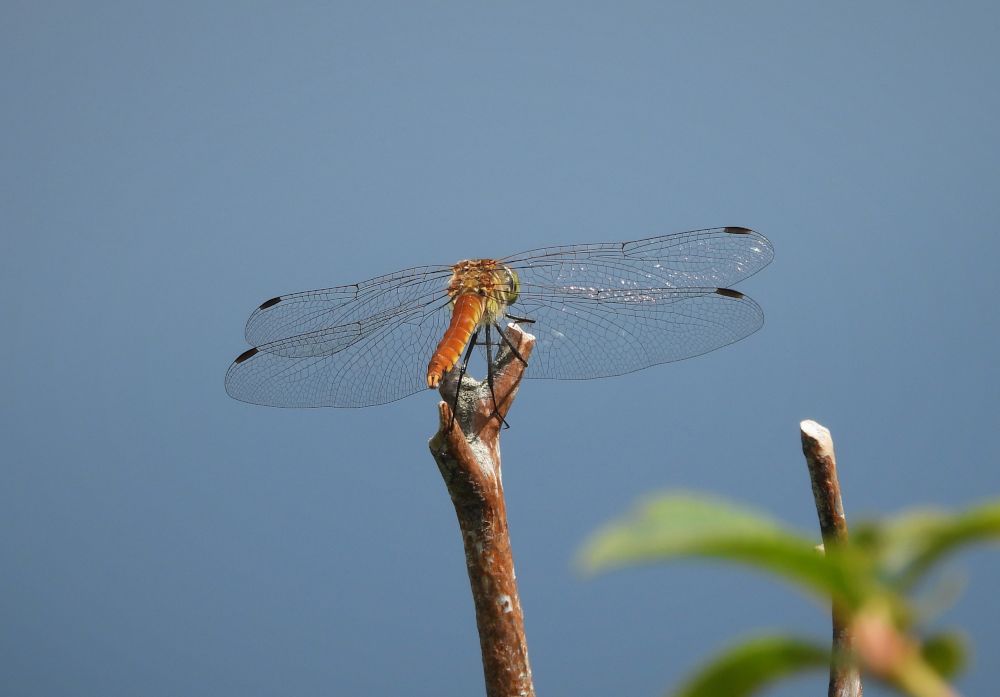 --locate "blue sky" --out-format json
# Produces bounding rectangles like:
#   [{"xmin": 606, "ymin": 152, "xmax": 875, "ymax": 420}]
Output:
[{"xmin": 2, "ymin": 3, "xmax": 999, "ymax": 696}]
